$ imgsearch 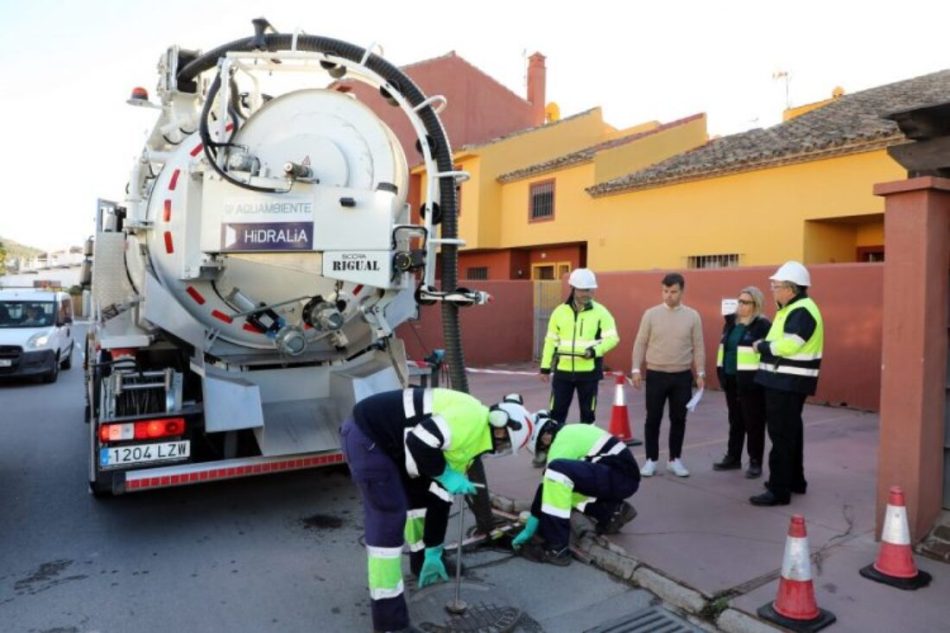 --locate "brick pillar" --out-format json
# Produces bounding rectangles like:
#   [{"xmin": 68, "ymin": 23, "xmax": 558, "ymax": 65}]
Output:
[{"xmin": 874, "ymin": 176, "xmax": 950, "ymax": 541}]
